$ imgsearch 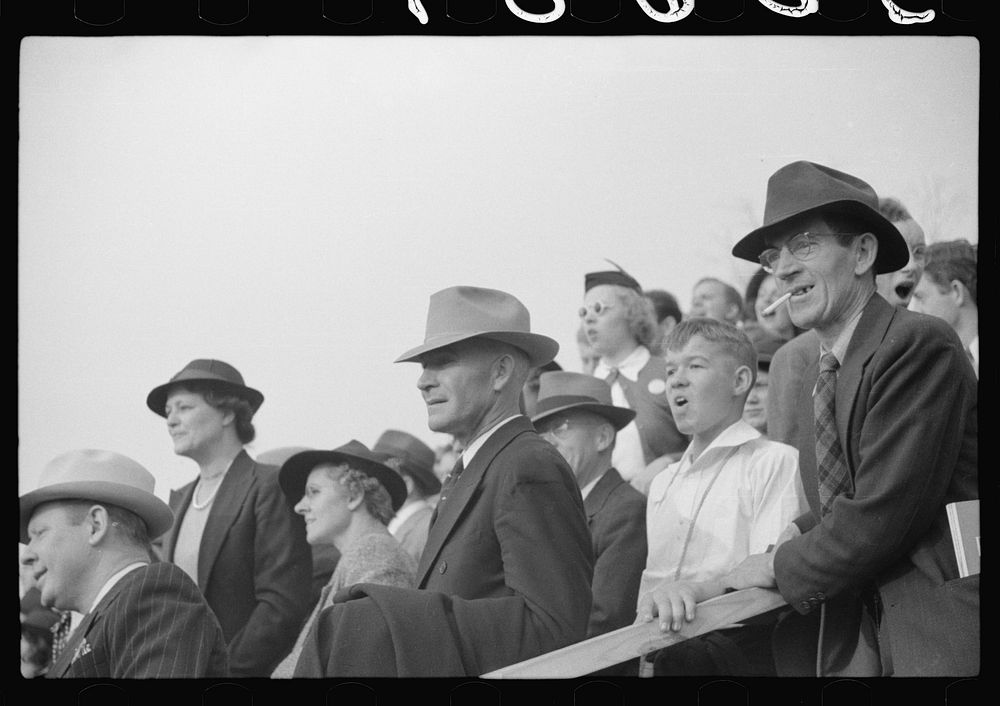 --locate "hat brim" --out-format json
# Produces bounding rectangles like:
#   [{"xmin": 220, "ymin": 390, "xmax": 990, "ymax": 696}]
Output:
[
  {"xmin": 19, "ymin": 481, "xmax": 174, "ymax": 544},
  {"xmin": 531, "ymin": 399, "xmax": 636, "ymax": 432},
  {"xmin": 146, "ymin": 379, "xmax": 264, "ymax": 418},
  {"xmin": 278, "ymin": 450, "xmax": 407, "ymax": 512},
  {"xmin": 732, "ymin": 200, "xmax": 909, "ymax": 275},
  {"xmin": 394, "ymin": 331, "xmax": 559, "ymax": 368}
]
